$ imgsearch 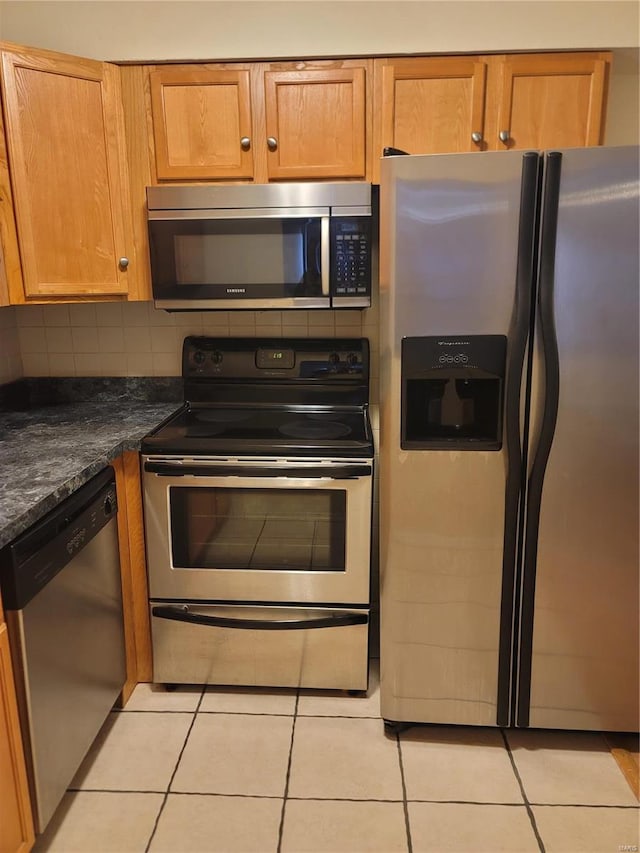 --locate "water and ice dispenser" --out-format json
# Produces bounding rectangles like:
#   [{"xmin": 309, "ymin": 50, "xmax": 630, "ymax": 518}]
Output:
[{"xmin": 401, "ymin": 335, "xmax": 506, "ymax": 450}]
